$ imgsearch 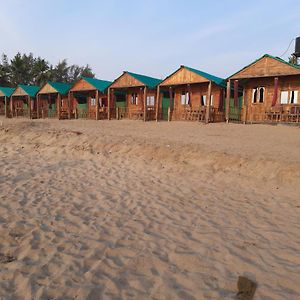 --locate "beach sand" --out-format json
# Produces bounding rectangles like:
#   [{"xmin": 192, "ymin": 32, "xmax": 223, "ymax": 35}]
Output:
[{"xmin": 0, "ymin": 117, "xmax": 299, "ymax": 300}]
